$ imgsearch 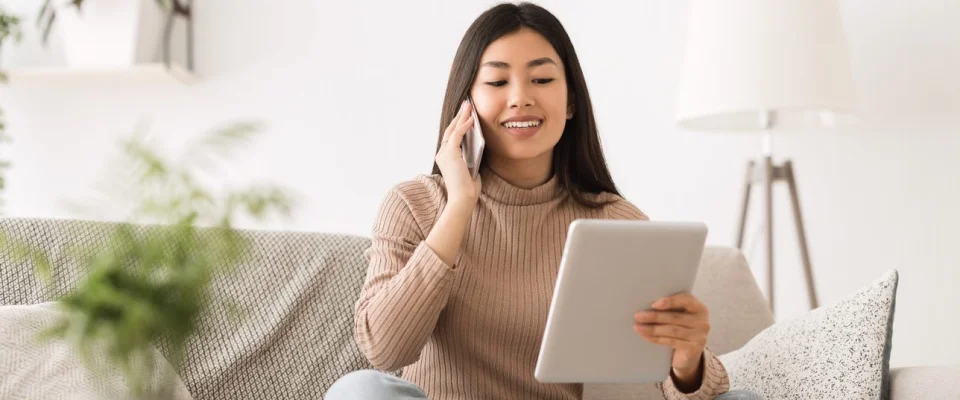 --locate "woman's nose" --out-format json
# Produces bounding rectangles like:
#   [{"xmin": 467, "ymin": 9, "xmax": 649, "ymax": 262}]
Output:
[{"xmin": 508, "ymin": 84, "xmax": 535, "ymax": 109}]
